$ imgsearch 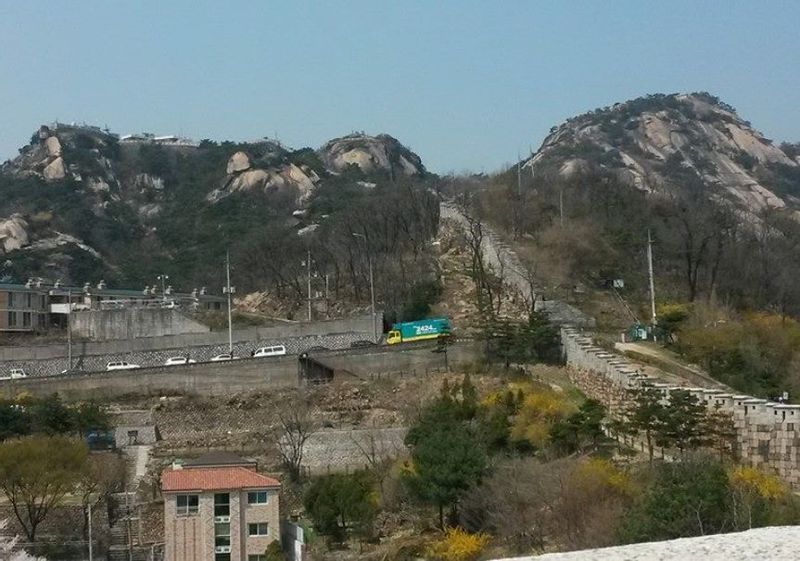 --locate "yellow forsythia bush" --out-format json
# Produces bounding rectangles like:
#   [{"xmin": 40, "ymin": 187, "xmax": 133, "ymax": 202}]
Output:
[
  {"xmin": 729, "ymin": 466, "xmax": 786, "ymax": 500},
  {"xmin": 427, "ymin": 527, "xmax": 490, "ymax": 561}
]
